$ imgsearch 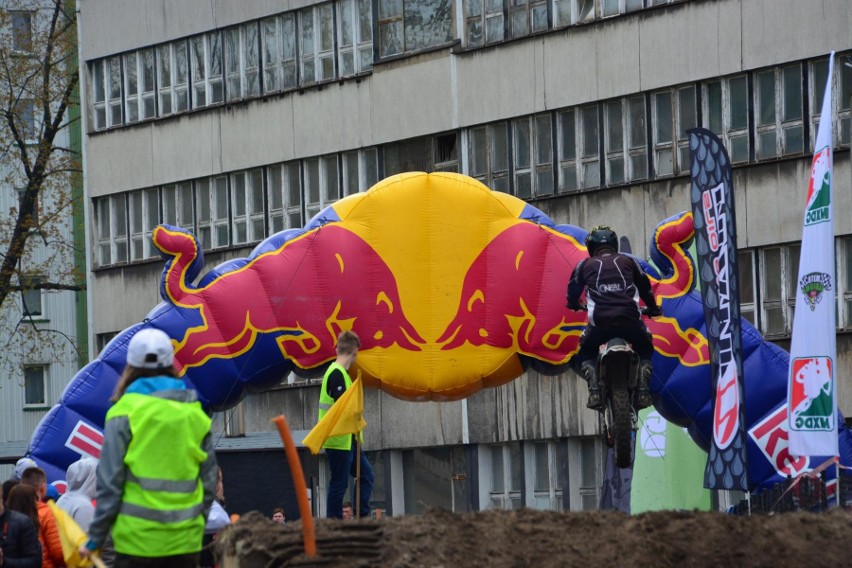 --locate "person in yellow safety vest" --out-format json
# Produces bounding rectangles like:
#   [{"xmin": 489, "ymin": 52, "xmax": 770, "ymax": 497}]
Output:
[
  {"xmin": 79, "ymin": 328, "xmax": 218, "ymax": 568},
  {"xmin": 319, "ymin": 330, "xmax": 374, "ymax": 519}
]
